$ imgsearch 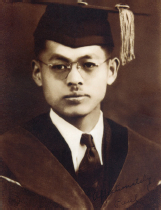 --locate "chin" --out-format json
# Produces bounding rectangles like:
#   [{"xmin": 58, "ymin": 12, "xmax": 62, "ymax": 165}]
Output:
[
  {"xmin": 56, "ymin": 107, "xmax": 92, "ymax": 118},
  {"xmin": 62, "ymin": 110, "xmax": 88, "ymax": 118}
]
